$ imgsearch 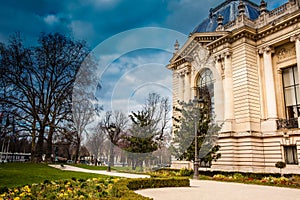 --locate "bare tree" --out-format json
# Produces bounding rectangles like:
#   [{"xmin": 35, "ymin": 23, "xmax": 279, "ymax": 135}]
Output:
[
  {"xmin": 86, "ymin": 124, "xmax": 106, "ymax": 166},
  {"xmin": 102, "ymin": 111, "xmax": 128, "ymax": 170},
  {"xmin": 0, "ymin": 32, "xmax": 91, "ymax": 162}
]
